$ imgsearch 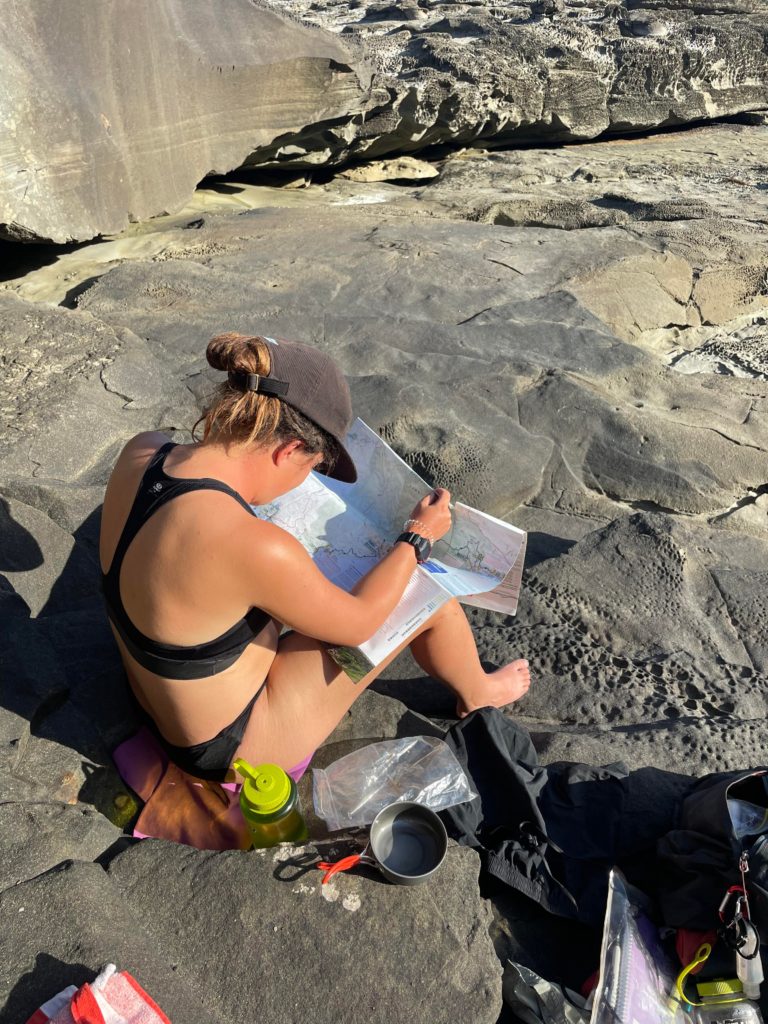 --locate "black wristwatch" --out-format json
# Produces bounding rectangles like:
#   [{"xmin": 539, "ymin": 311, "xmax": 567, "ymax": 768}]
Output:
[{"xmin": 396, "ymin": 531, "xmax": 432, "ymax": 563}]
